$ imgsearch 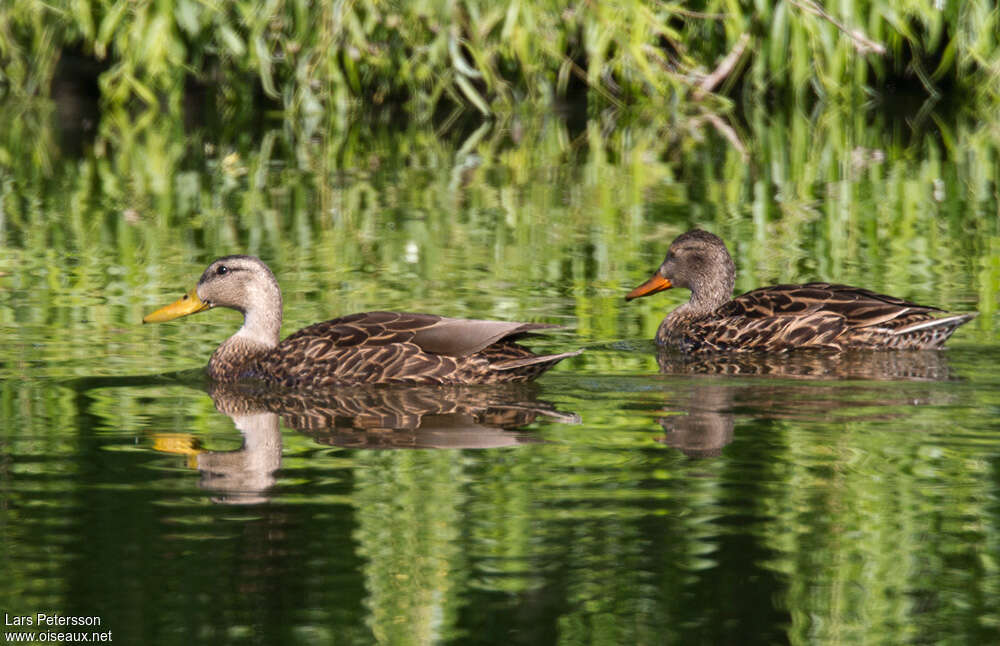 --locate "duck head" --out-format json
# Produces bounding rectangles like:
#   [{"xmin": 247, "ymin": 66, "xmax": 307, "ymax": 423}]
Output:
[
  {"xmin": 143, "ymin": 255, "xmax": 283, "ymax": 346},
  {"xmin": 626, "ymin": 230, "xmax": 736, "ymax": 309}
]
